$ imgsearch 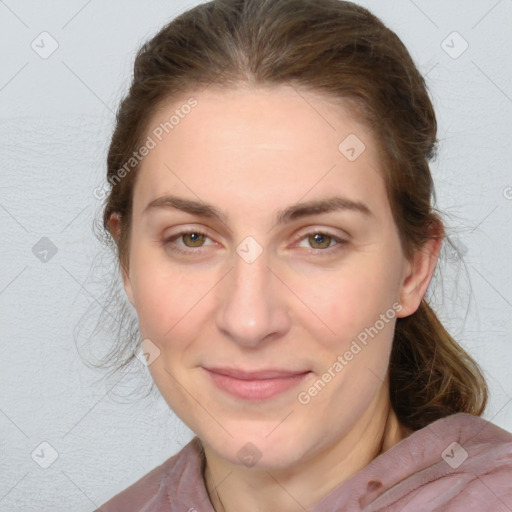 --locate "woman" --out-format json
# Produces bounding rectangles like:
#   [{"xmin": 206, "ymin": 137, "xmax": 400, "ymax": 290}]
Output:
[{"xmin": 94, "ymin": 0, "xmax": 512, "ymax": 510}]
